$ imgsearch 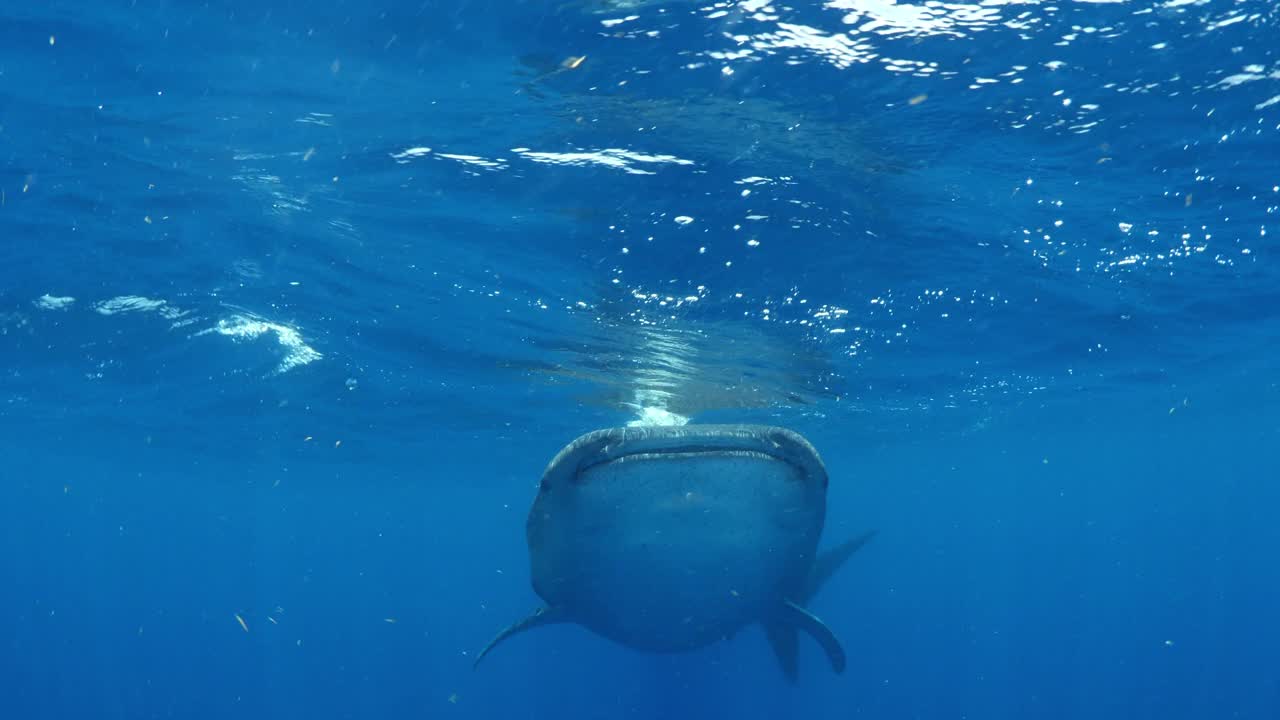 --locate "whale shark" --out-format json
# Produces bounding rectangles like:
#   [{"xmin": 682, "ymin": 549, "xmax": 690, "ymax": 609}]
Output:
[{"xmin": 474, "ymin": 424, "xmax": 874, "ymax": 681}]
